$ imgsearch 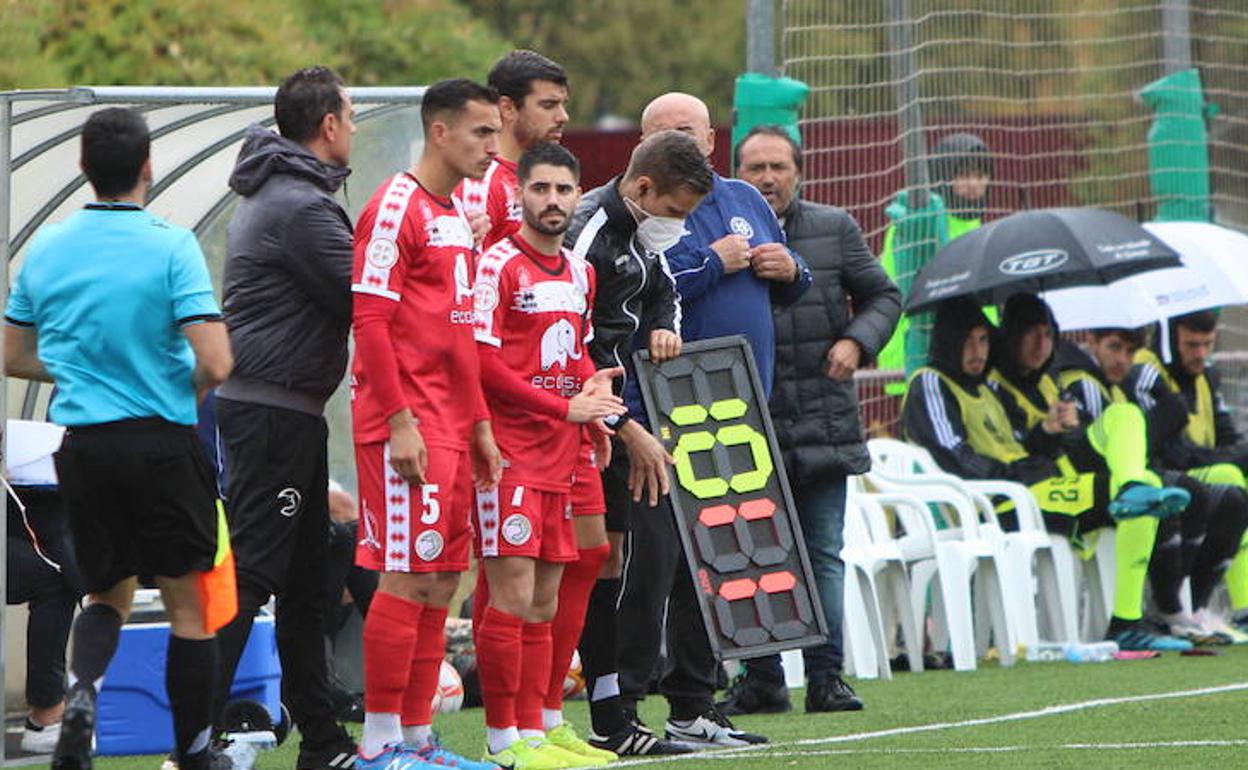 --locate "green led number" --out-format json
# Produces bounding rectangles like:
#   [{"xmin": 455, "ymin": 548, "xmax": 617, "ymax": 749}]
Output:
[
  {"xmin": 673, "ymin": 431, "xmax": 729, "ymax": 499},
  {"xmin": 717, "ymin": 424, "xmax": 773, "ymax": 493},
  {"xmin": 709, "ymin": 397, "xmax": 748, "ymax": 421},
  {"xmin": 670, "ymin": 396, "xmax": 773, "ymax": 499},
  {"xmin": 669, "ymin": 404, "xmax": 709, "ymax": 426}
]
